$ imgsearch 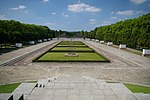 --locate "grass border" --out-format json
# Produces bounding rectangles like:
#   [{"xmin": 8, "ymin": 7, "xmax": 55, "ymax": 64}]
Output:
[
  {"xmin": 0, "ymin": 83, "xmax": 21, "ymax": 93},
  {"xmin": 32, "ymin": 43, "xmax": 60, "ymax": 62},
  {"xmin": 56, "ymin": 45, "xmax": 88, "ymax": 47},
  {"xmin": 49, "ymin": 47, "xmax": 94, "ymax": 52},
  {"xmin": 58, "ymin": 41, "xmax": 85, "ymax": 45},
  {"xmin": 124, "ymin": 83, "xmax": 150, "ymax": 94}
]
